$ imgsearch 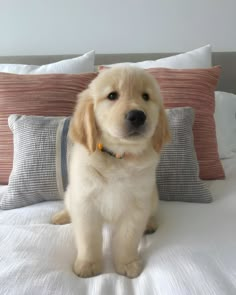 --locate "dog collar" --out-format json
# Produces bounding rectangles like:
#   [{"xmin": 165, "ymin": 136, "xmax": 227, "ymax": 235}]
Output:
[{"xmin": 97, "ymin": 143, "xmax": 124, "ymax": 159}]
